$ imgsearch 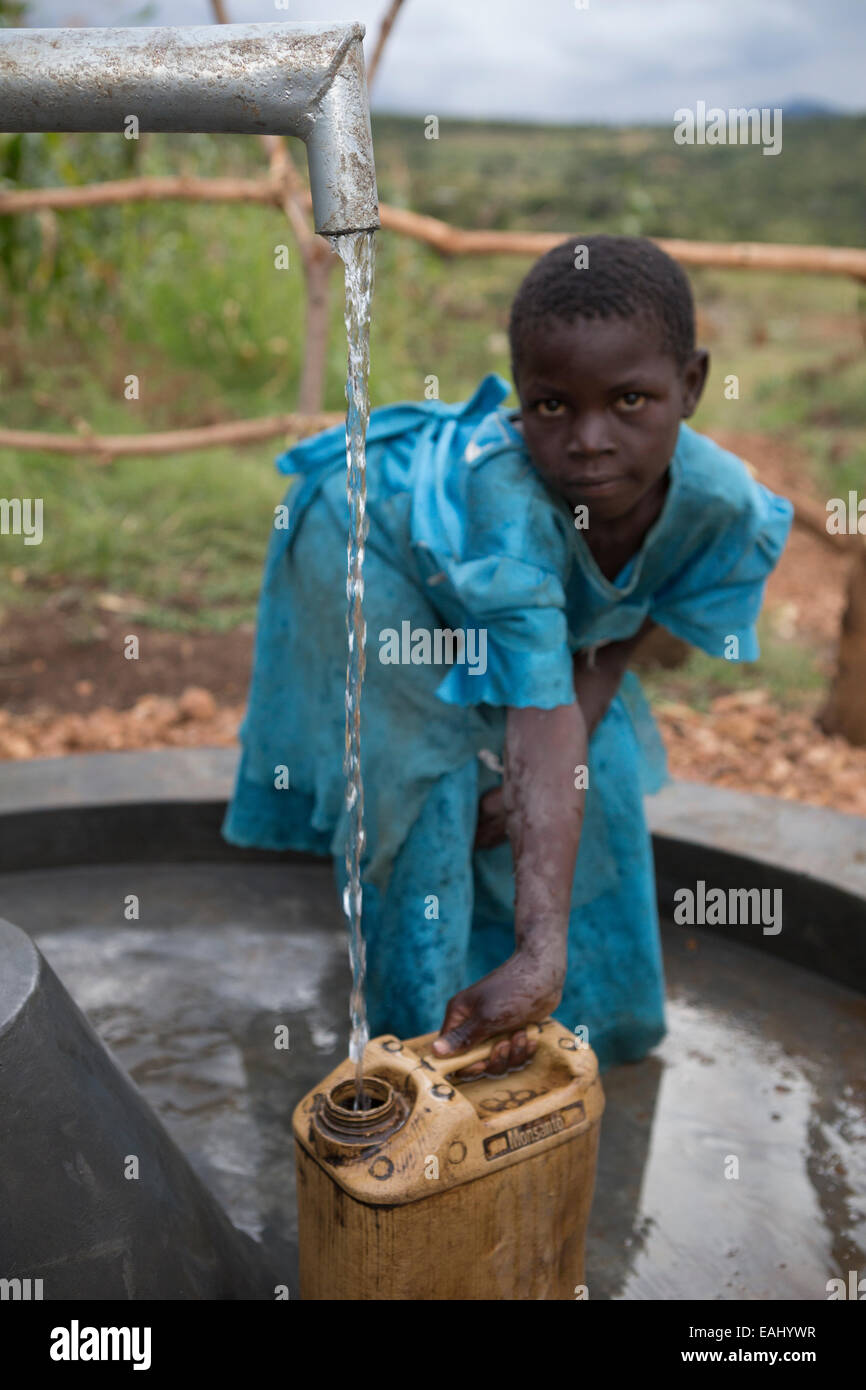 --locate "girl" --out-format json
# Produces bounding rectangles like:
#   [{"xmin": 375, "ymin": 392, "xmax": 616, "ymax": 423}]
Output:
[{"xmin": 223, "ymin": 234, "xmax": 793, "ymax": 1077}]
